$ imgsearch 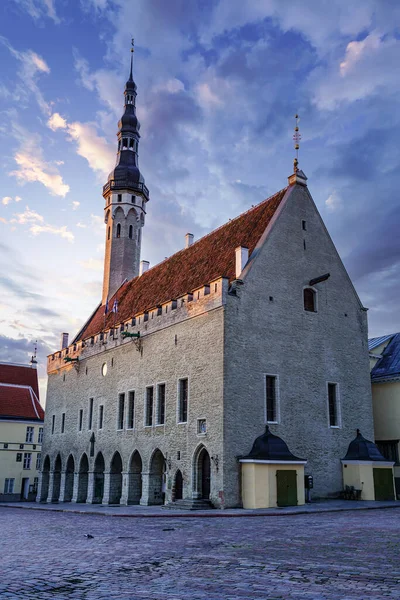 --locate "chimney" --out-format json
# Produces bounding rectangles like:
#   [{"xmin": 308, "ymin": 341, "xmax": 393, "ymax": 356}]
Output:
[
  {"xmin": 61, "ymin": 333, "xmax": 69, "ymax": 349},
  {"xmin": 185, "ymin": 233, "xmax": 194, "ymax": 248},
  {"xmin": 235, "ymin": 246, "xmax": 249, "ymax": 279},
  {"xmin": 139, "ymin": 260, "xmax": 150, "ymax": 276}
]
